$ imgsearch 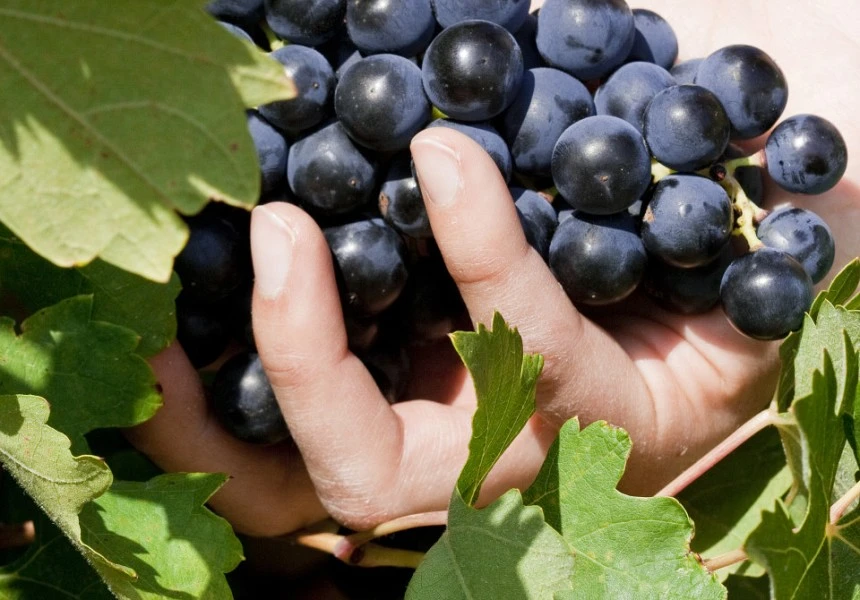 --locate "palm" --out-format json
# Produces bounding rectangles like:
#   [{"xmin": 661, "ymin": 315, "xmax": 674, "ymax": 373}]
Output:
[{"xmin": 130, "ymin": 0, "xmax": 859, "ymax": 536}]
